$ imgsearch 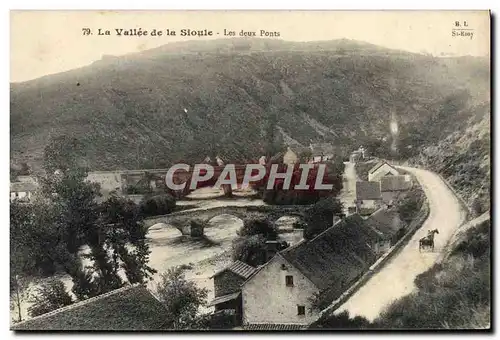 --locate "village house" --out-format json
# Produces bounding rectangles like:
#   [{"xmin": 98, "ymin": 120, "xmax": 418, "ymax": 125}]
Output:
[
  {"xmin": 240, "ymin": 214, "xmax": 381, "ymax": 327},
  {"xmin": 207, "ymin": 261, "xmax": 258, "ymax": 325},
  {"xmin": 309, "ymin": 143, "xmax": 336, "ymax": 163},
  {"xmin": 283, "ymin": 147, "xmax": 300, "ymax": 165},
  {"xmin": 281, "ymin": 146, "xmax": 313, "ymax": 165},
  {"xmin": 10, "ymin": 177, "xmax": 38, "ymax": 203},
  {"xmin": 86, "ymin": 171, "xmax": 123, "ymax": 199},
  {"xmin": 273, "ymin": 144, "xmax": 341, "ymax": 165},
  {"xmin": 362, "ymin": 207, "xmax": 405, "ymax": 252},
  {"xmin": 355, "ymin": 181, "xmax": 382, "ymax": 215},
  {"xmin": 11, "ymin": 284, "xmax": 168, "ymax": 331},
  {"xmin": 380, "ymin": 174, "xmax": 413, "ymax": 205},
  {"xmin": 367, "ymin": 161, "xmax": 400, "ymax": 182}
]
